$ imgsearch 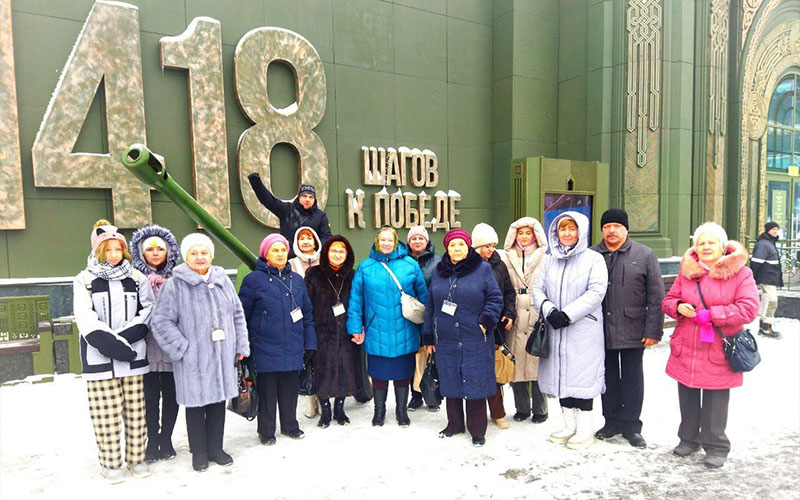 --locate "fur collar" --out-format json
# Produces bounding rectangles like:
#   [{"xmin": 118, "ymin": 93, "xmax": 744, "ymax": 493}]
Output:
[
  {"xmin": 436, "ymin": 248, "xmax": 483, "ymax": 278},
  {"xmin": 679, "ymin": 240, "xmax": 747, "ymax": 280}
]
